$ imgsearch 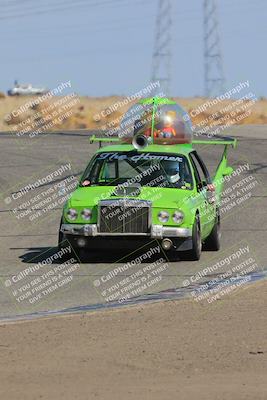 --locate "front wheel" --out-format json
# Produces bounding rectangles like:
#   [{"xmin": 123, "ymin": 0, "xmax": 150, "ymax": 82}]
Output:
[
  {"xmin": 58, "ymin": 219, "xmax": 83, "ymax": 260},
  {"xmin": 187, "ymin": 215, "xmax": 202, "ymax": 261},
  {"xmin": 203, "ymin": 210, "xmax": 221, "ymax": 251},
  {"xmin": 58, "ymin": 218, "xmax": 66, "ymax": 250}
]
